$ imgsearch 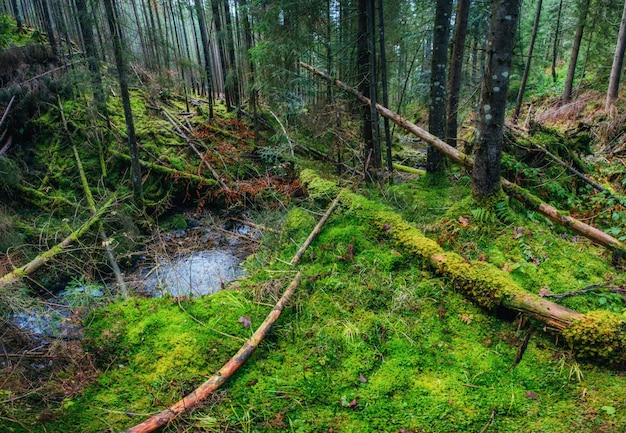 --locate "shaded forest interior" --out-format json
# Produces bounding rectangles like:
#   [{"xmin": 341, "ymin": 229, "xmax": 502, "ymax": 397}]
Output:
[{"xmin": 1, "ymin": 0, "xmax": 626, "ymax": 432}]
